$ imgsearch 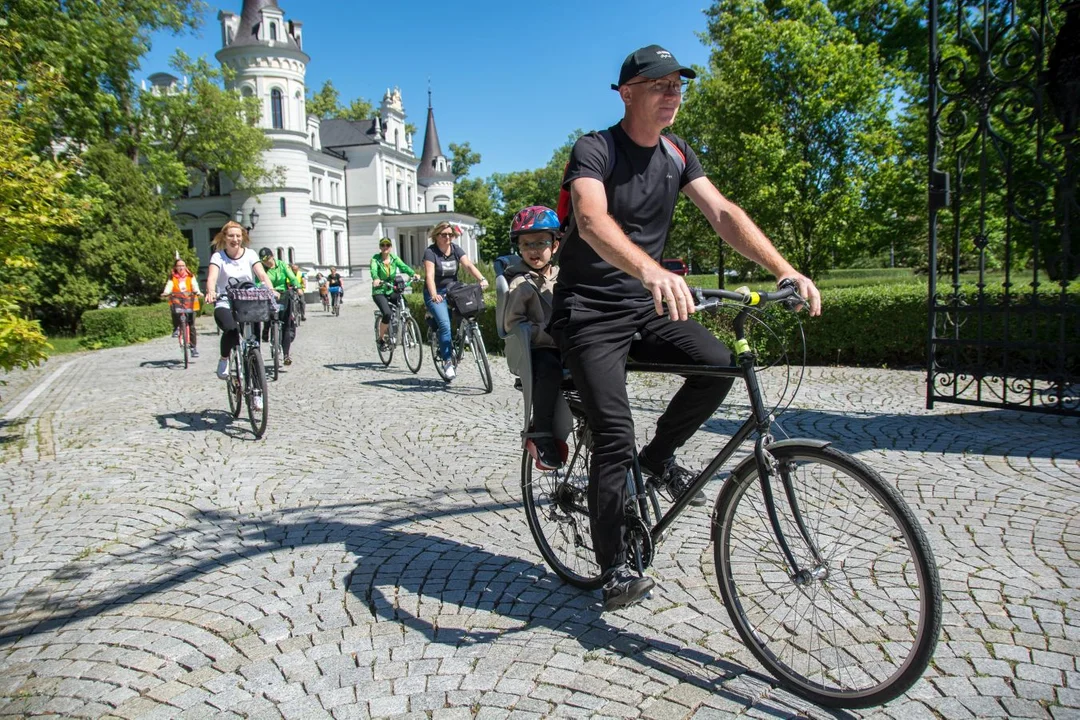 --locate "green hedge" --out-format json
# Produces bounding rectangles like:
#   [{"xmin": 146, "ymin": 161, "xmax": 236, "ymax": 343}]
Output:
[{"xmin": 80, "ymin": 303, "xmax": 174, "ymax": 349}]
